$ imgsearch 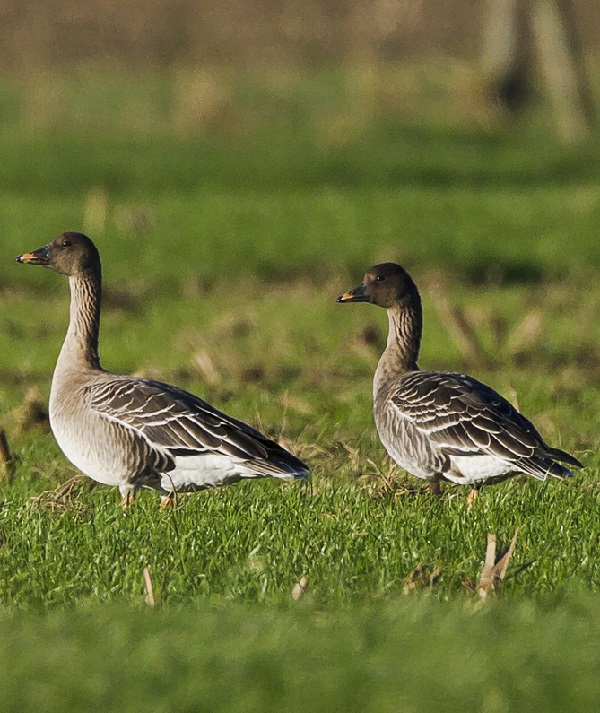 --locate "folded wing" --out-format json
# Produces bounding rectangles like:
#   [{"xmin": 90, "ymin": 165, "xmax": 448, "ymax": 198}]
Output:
[
  {"xmin": 89, "ymin": 376, "xmax": 309, "ymax": 478},
  {"xmin": 390, "ymin": 371, "xmax": 580, "ymax": 480}
]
